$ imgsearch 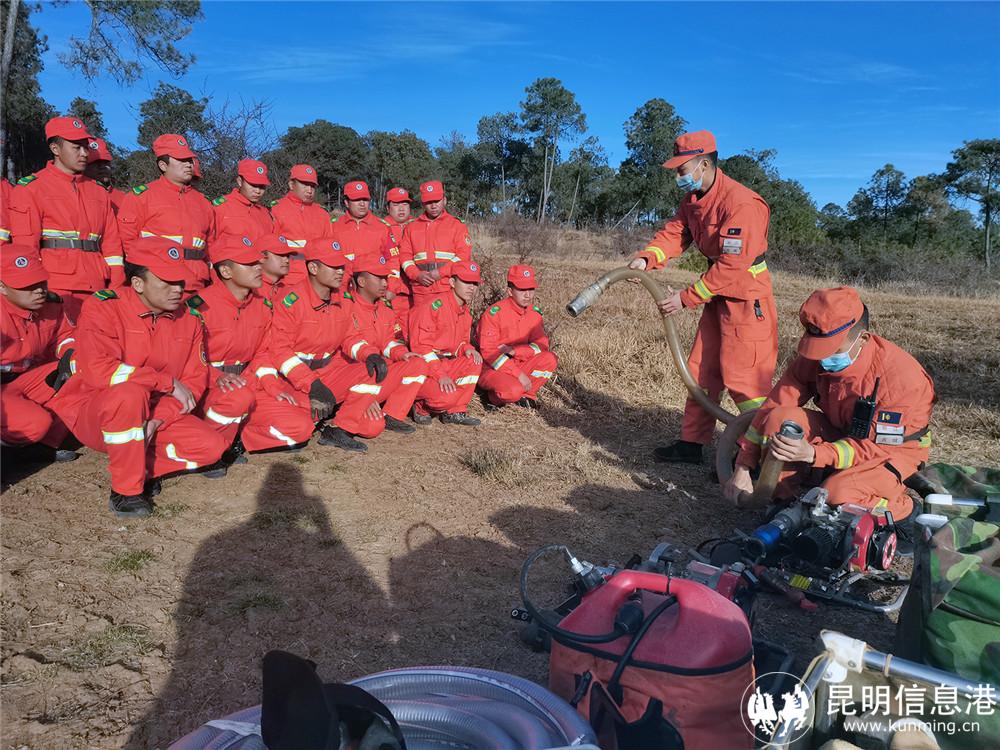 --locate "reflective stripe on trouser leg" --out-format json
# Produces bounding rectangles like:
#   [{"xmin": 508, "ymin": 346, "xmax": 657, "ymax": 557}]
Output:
[
  {"xmin": 319, "ymin": 360, "xmax": 385, "ymax": 439},
  {"xmin": 446, "ymin": 357, "xmax": 481, "ymax": 413},
  {"xmin": 147, "ymin": 415, "xmax": 227, "ymax": 480},
  {"xmin": 379, "ymin": 357, "xmax": 429, "ymax": 421},
  {"xmin": 202, "ymin": 385, "xmax": 255, "ymax": 446},
  {"xmin": 239, "ymin": 395, "xmax": 316, "ymax": 452},
  {"xmin": 524, "ymin": 350, "xmax": 558, "ymax": 399}
]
